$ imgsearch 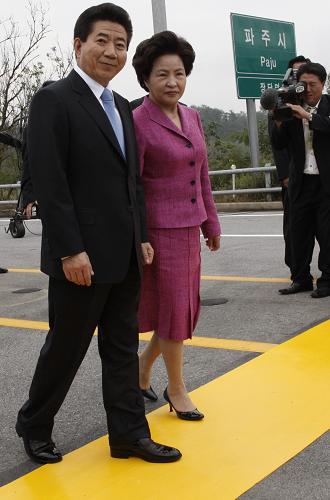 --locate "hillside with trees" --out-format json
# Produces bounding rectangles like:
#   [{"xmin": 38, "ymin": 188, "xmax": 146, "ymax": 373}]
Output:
[{"xmin": 193, "ymin": 105, "xmax": 278, "ymax": 199}]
